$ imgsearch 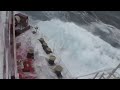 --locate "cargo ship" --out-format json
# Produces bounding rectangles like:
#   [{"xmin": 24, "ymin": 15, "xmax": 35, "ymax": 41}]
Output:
[
  {"xmin": 1, "ymin": 11, "xmax": 120, "ymax": 79},
  {"xmin": 1, "ymin": 11, "xmax": 72, "ymax": 79}
]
